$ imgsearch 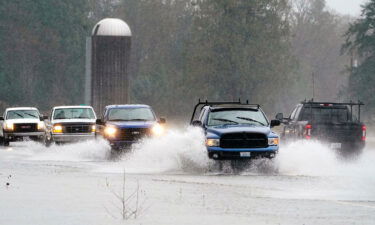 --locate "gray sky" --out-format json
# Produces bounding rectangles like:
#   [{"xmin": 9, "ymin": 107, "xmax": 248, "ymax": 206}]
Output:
[{"xmin": 326, "ymin": 0, "xmax": 368, "ymax": 16}]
